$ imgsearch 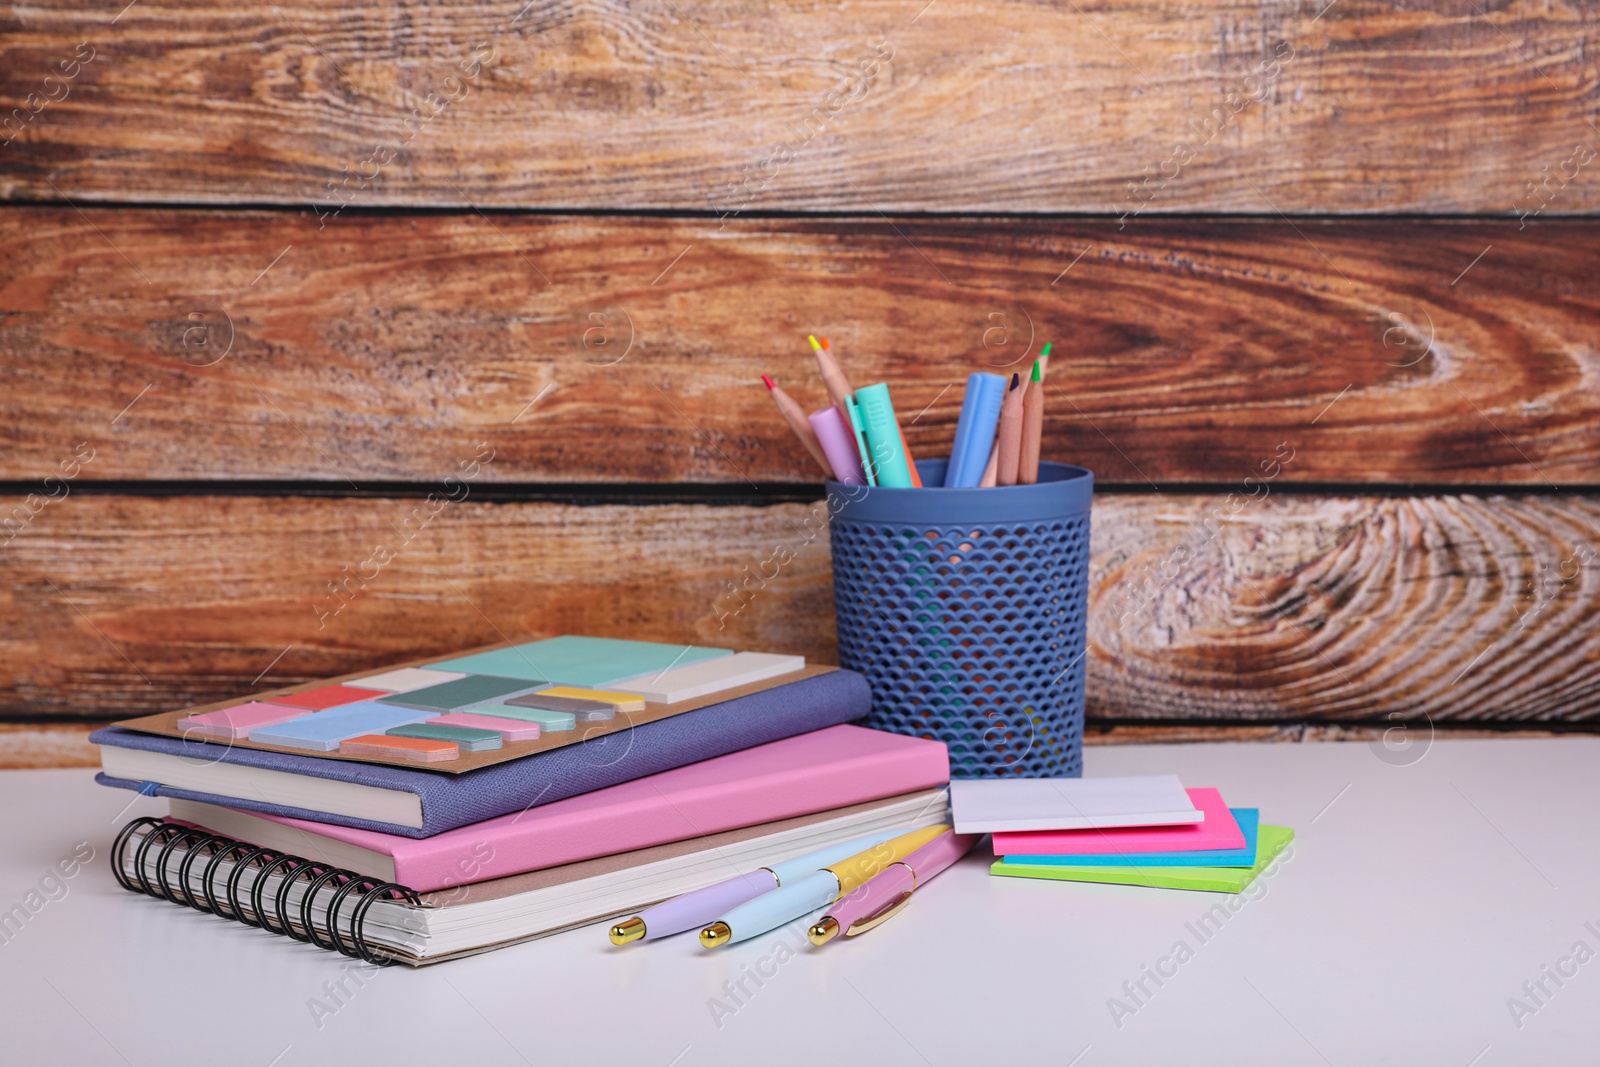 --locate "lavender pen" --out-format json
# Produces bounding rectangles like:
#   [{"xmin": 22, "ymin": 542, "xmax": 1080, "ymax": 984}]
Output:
[{"xmin": 608, "ymin": 830, "xmax": 903, "ymax": 945}]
